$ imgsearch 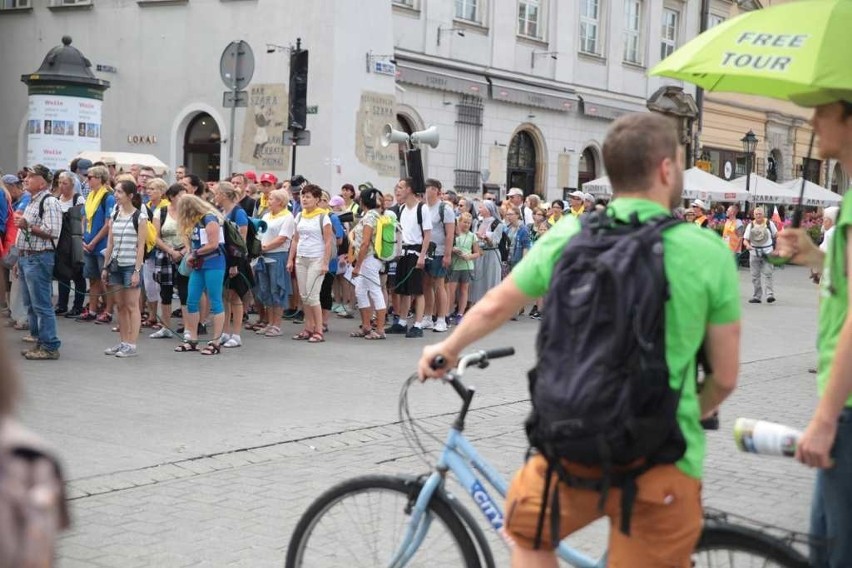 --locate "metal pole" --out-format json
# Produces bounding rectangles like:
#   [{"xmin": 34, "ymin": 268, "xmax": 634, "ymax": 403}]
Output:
[
  {"xmin": 227, "ymin": 50, "xmax": 239, "ymax": 178},
  {"xmin": 291, "ymin": 142, "xmax": 297, "ymax": 177},
  {"xmin": 744, "ymin": 152, "xmax": 751, "ymax": 217}
]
